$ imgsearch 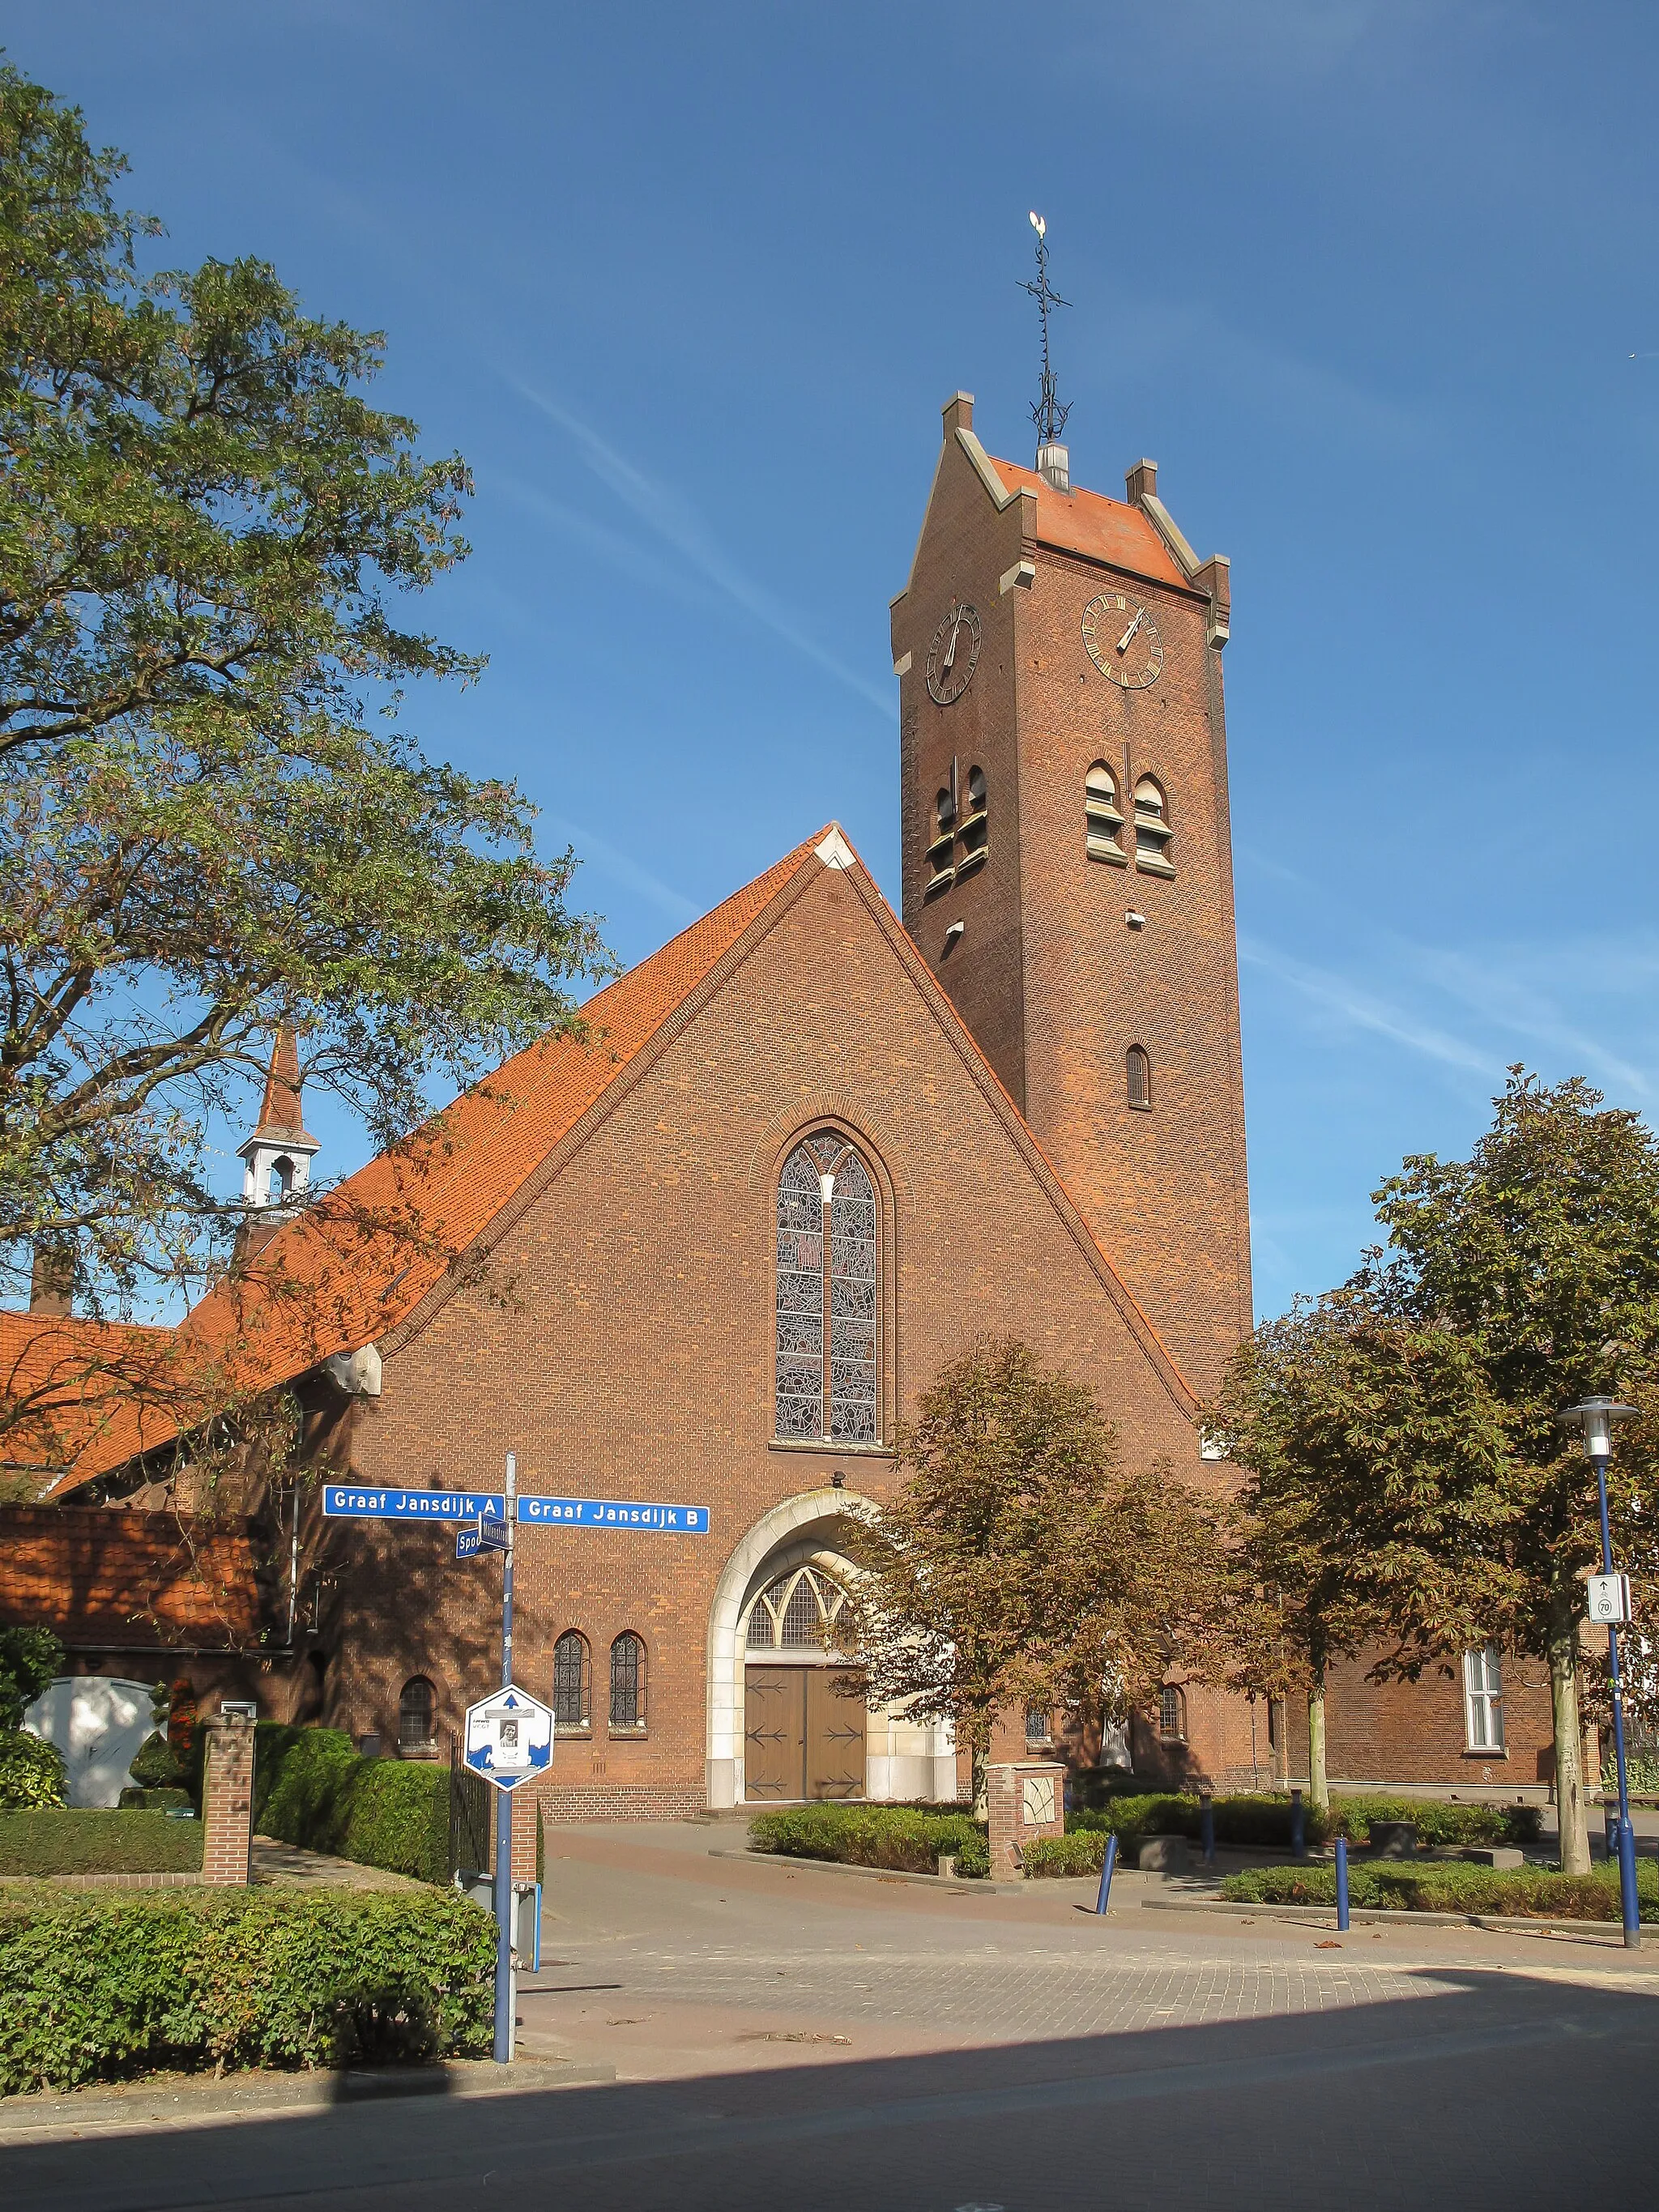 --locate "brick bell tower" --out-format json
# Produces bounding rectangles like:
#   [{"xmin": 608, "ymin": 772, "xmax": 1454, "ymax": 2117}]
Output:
[{"xmin": 889, "ymin": 393, "xmax": 1251, "ymax": 1399}]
